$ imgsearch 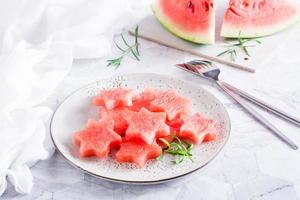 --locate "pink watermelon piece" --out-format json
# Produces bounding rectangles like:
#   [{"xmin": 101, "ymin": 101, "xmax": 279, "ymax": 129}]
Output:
[
  {"xmin": 124, "ymin": 108, "xmax": 170, "ymax": 144},
  {"xmin": 92, "ymin": 87, "xmax": 140, "ymax": 110},
  {"xmin": 129, "ymin": 88, "xmax": 160, "ymax": 111},
  {"xmin": 152, "ymin": 0, "xmax": 215, "ymax": 44},
  {"xmin": 156, "ymin": 122, "xmax": 171, "ymax": 138},
  {"xmin": 157, "ymin": 135, "xmax": 173, "ymax": 148},
  {"xmin": 73, "ymin": 119, "xmax": 122, "ymax": 158},
  {"xmin": 203, "ymin": 133, "xmax": 216, "ymax": 142},
  {"xmin": 166, "ymin": 117, "xmax": 184, "ymax": 134},
  {"xmin": 178, "ymin": 113, "xmax": 217, "ymax": 144},
  {"xmin": 99, "ymin": 106, "xmax": 135, "ymax": 135},
  {"xmin": 221, "ymin": 0, "xmax": 300, "ymax": 38},
  {"xmin": 115, "ymin": 141, "xmax": 162, "ymax": 167},
  {"xmin": 149, "ymin": 90, "xmax": 192, "ymax": 121}
]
